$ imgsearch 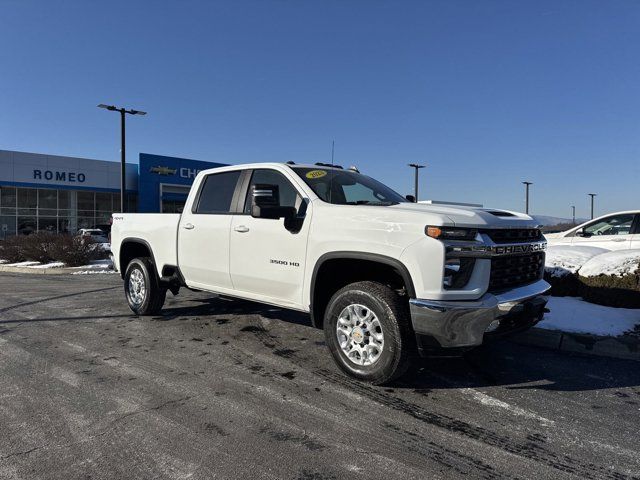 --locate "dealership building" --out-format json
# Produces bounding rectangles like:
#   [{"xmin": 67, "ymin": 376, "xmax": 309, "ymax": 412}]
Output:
[{"xmin": 0, "ymin": 149, "xmax": 226, "ymax": 236}]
